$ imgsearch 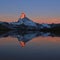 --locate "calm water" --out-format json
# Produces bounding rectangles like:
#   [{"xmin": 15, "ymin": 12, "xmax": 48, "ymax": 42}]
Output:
[{"xmin": 0, "ymin": 30, "xmax": 60, "ymax": 60}]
